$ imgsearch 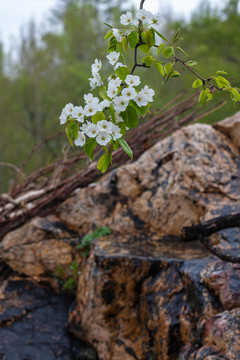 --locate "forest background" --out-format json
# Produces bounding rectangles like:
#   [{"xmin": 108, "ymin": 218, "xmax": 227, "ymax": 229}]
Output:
[{"xmin": 0, "ymin": 0, "xmax": 240, "ymax": 192}]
